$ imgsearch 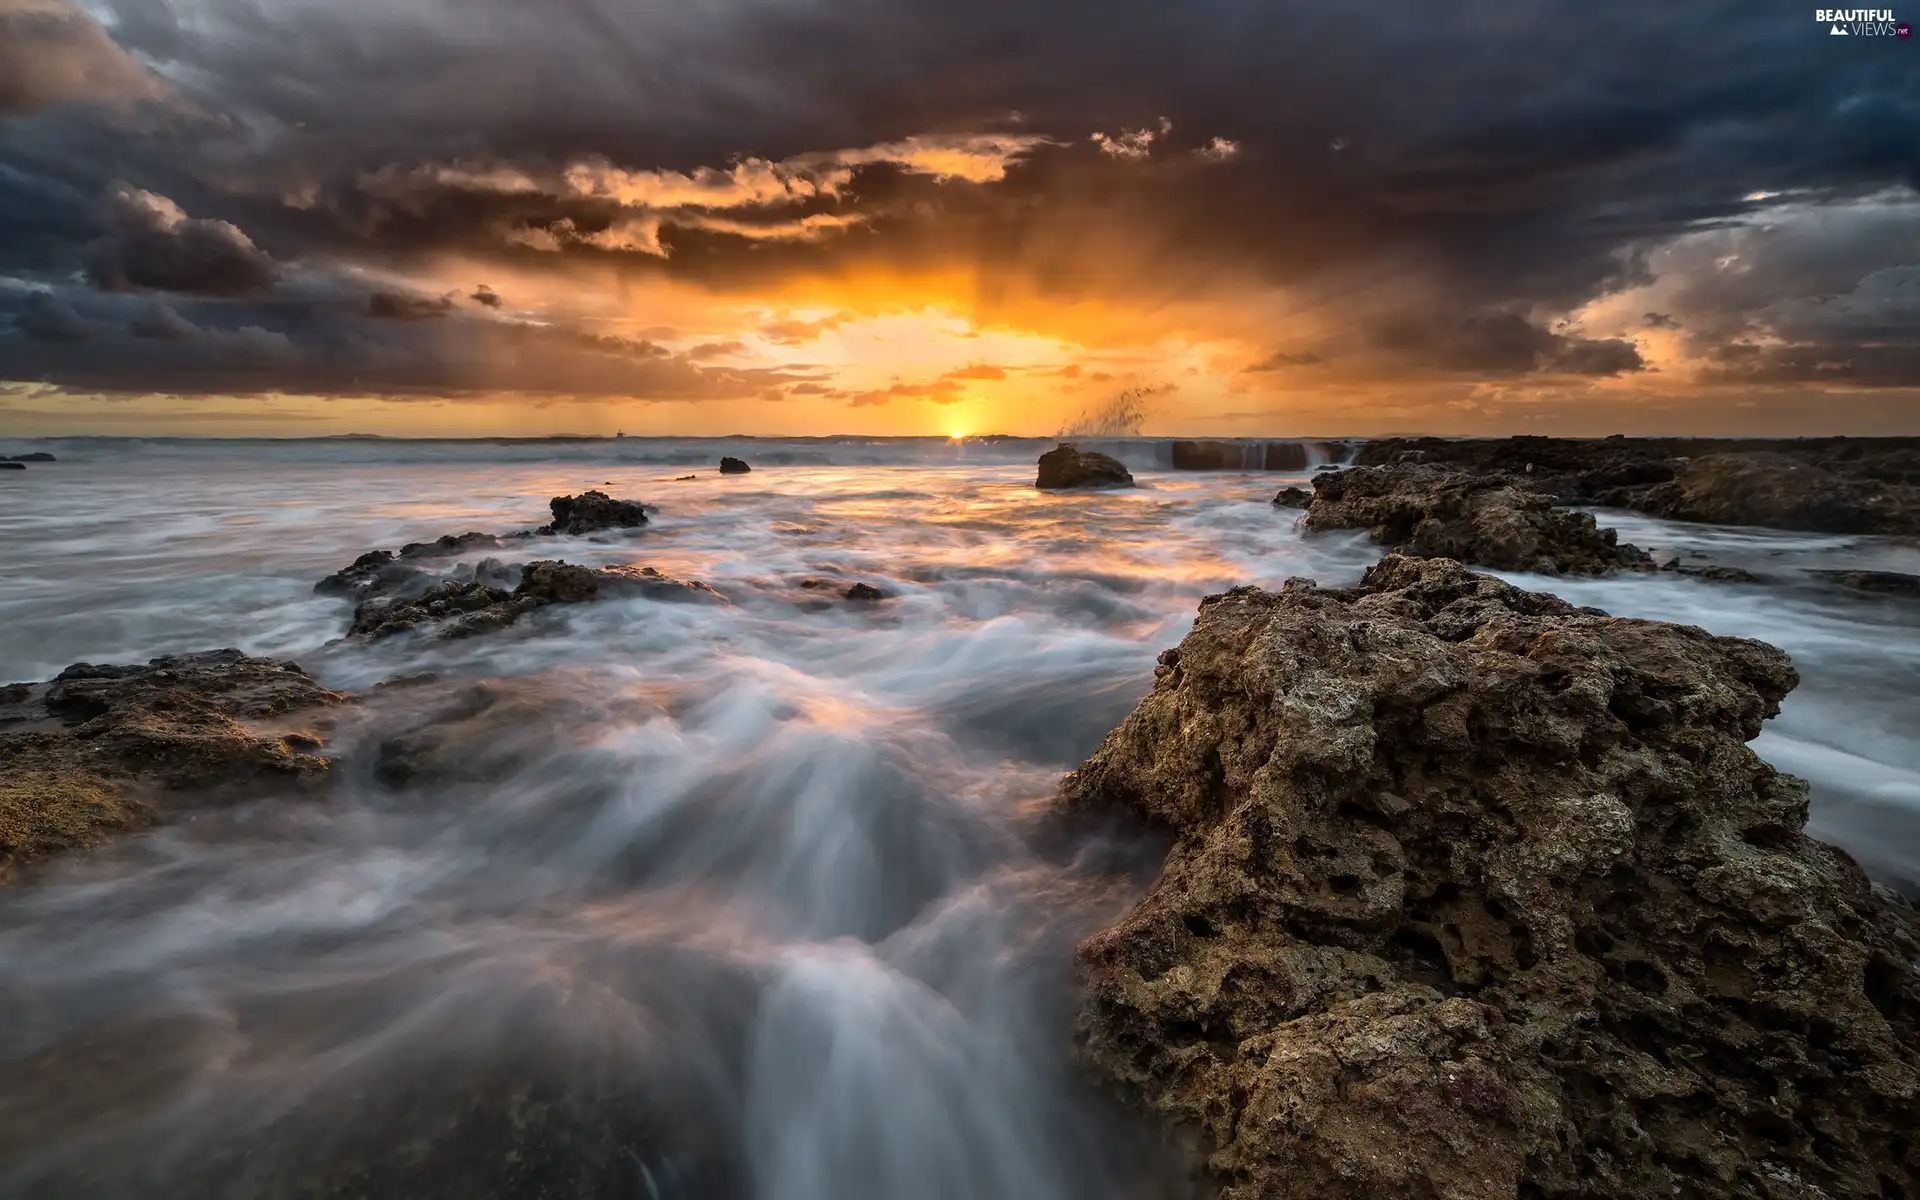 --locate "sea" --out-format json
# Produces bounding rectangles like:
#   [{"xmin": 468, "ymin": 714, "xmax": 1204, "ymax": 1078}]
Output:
[{"xmin": 1, "ymin": 434, "xmax": 1917, "ymax": 1196}]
